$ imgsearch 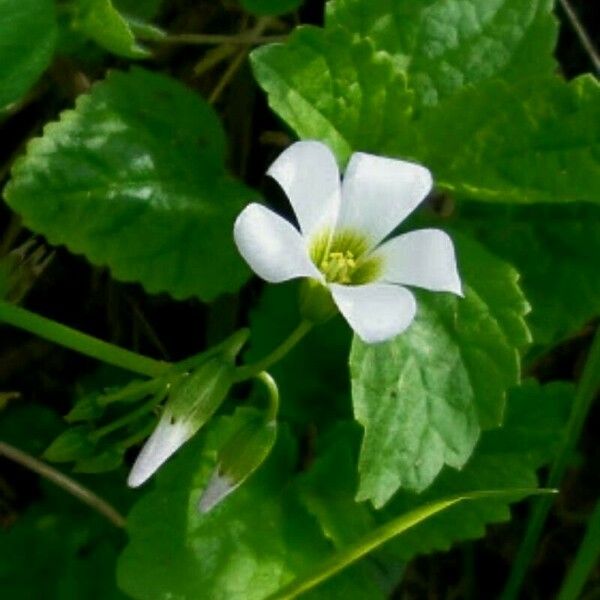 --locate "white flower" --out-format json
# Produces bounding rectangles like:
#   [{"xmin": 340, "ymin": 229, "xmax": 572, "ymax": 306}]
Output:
[{"xmin": 234, "ymin": 141, "xmax": 462, "ymax": 344}]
